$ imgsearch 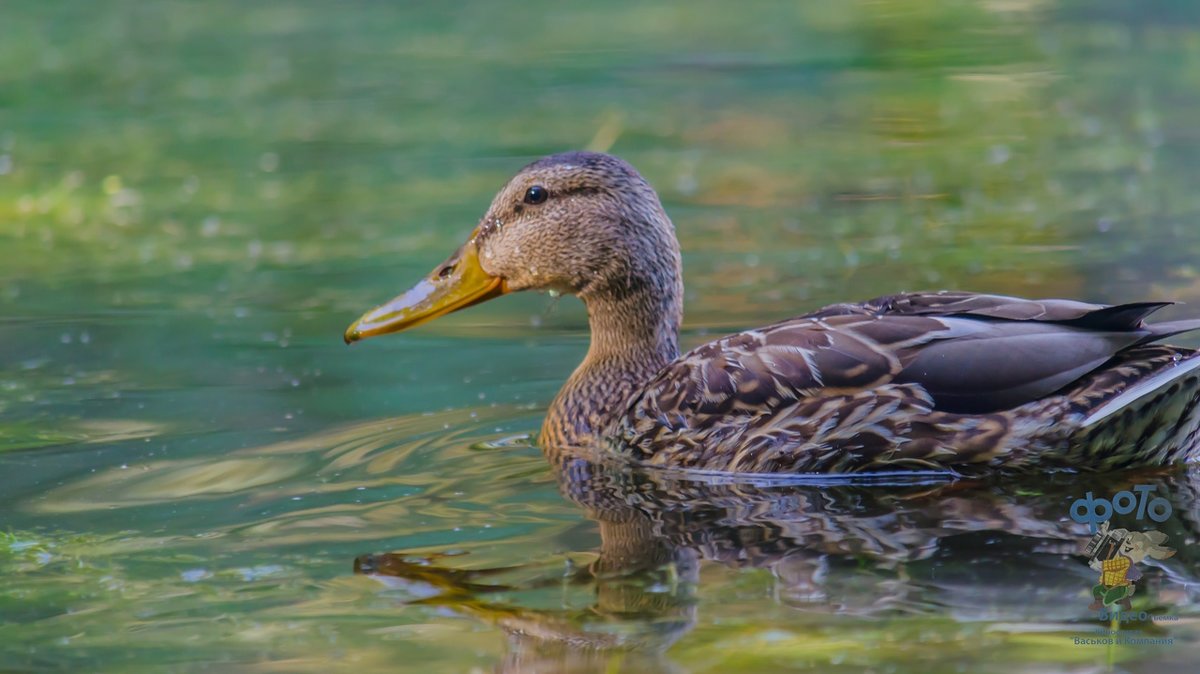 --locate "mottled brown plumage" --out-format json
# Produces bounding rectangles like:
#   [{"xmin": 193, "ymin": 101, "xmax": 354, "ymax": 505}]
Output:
[
  {"xmin": 614, "ymin": 295, "xmax": 1200, "ymax": 473},
  {"xmin": 346, "ymin": 151, "xmax": 1200, "ymax": 474}
]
